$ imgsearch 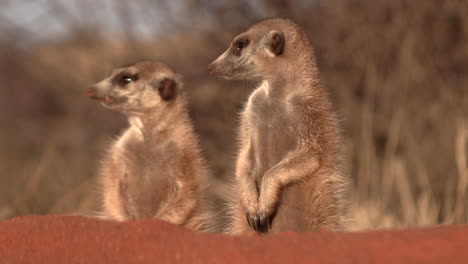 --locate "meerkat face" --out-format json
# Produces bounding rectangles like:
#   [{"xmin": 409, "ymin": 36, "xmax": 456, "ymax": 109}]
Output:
[
  {"xmin": 87, "ymin": 62, "xmax": 179, "ymax": 114},
  {"xmin": 208, "ymin": 26, "xmax": 285, "ymax": 80}
]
